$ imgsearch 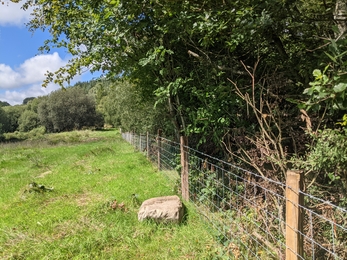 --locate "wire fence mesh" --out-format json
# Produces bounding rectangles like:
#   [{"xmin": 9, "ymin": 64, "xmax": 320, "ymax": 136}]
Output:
[{"xmin": 122, "ymin": 131, "xmax": 347, "ymax": 259}]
